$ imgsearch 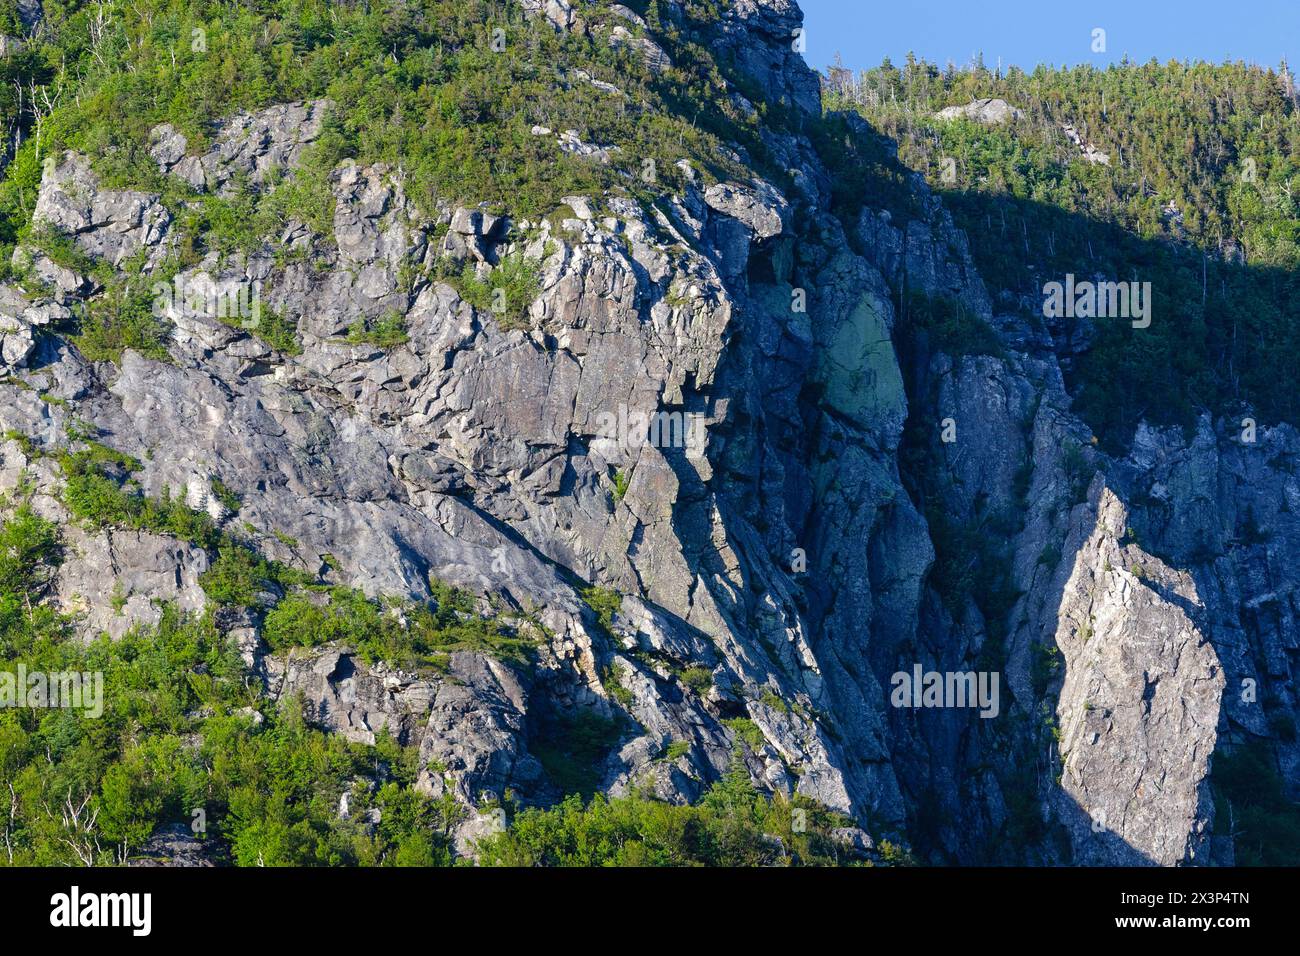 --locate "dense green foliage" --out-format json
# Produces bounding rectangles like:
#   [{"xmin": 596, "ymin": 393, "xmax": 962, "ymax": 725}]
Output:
[
  {"xmin": 0, "ymin": 505, "xmax": 60, "ymax": 606},
  {"xmin": 901, "ymin": 290, "xmax": 1003, "ymax": 358},
  {"xmin": 528, "ymin": 711, "xmax": 626, "ymax": 799},
  {"xmin": 830, "ymin": 57, "xmax": 1300, "ymax": 449},
  {"xmin": 475, "ymin": 759, "xmax": 889, "ymax": 867},
  {"xmin": 0, "ymin": 504, "xmax": 461, "ymax": 865},
  {"xmin": 0, "ymin": 0, "xmax": 765, "ymax": 252},
  {"xmin": 345, "ymin": 311, "xmax": 409, "ymax": 349},
  {"xmin": 262, "ymin": 583, "xmax": 540, "ymax": 671},
  {"xmin": 59, "ymin": 442, "xmax": 217, "ymax": 546},
  {"xmin": 831, "ymin": 55, "xmax": 1300, "ymax": 261},
  {"xmin": 454, "ymin": 254, "xmax": 541, "ymax": 331}
]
